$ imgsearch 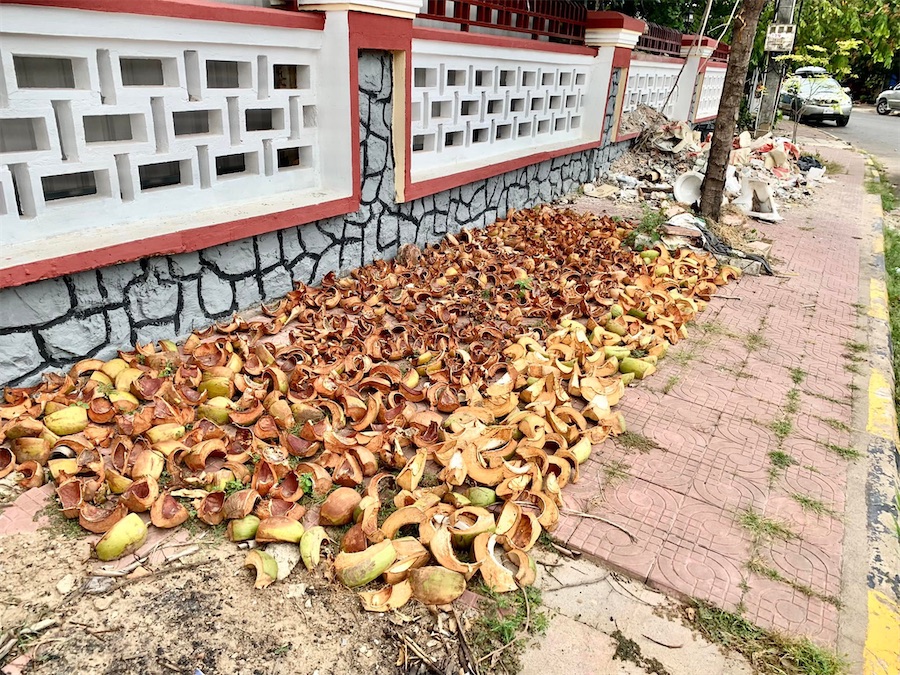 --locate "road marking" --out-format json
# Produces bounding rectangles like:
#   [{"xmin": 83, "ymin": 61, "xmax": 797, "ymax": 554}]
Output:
[
  {"xmin": 873, "ymin": 229, "xmax": 884, "ymax": 255},
  {"xmin": 867, "ymin": 370, "xmax": 899, "ymax": 444},
  {"xmin": 869, "ymin": 278, "xmax": 889, "ymax": 322},
  {"xmin": 864, "ymin": 590, "xmax": 900, "ymax": 675}
]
